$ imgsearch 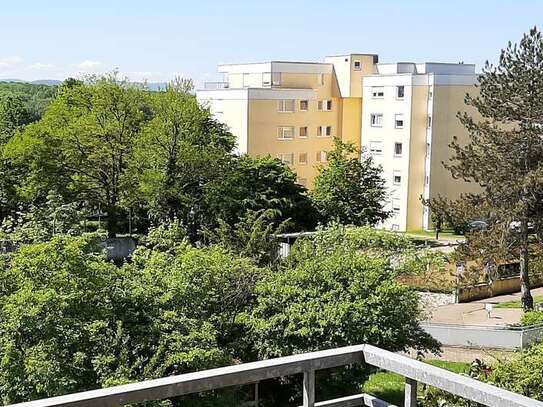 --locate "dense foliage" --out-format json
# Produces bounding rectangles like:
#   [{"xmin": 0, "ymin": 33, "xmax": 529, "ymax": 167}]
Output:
[
  {"xmin": 491, "ymin": 343, "xmax": 543, "ymax": 401},
  {"xmin": 521, "ymin": 311, "xmax": 543, "ymax": 327},
  {"xmin": 0, "ymin": 224, "xmax": 438, "ymax": 405},
  {"xmin": 0, "ymin": 81, "xmax": 57, "ymax": 122},
  {"xmin": 312, "ymin": 138, "xmax": 389, "ymax": 226},
  {"xmin": 1, "ymin": 76, "xmax": 316, "ymax": 241}
]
